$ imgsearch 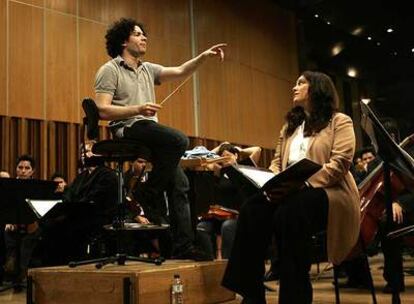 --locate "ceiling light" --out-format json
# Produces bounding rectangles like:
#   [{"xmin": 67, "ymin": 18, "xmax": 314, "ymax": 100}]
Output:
[
  {"xmin": 393, "ymin": 51, "xmax": 398, "ymax": 56},
  {"xmin": 326, "ymin": 21, "xmax": 331, "ymax": 25},
  {"xmin": 367, "ymin": 36, "xmax": 372, "ymax": 41},
  {"xmin": 314, "ymin": 14, "xmax": 319, "ymax": 18},
  {"xmin": 347, "ymin": 67, "xmax": 358, "ymax": 78},
  {"xmin": 351, "ymin": 27, "xmax": 363, "ymax": 36},
  {"xmin": 386, "ymin": 28, "xmax": 394, "ymax": 33},
  {"xmin": 331, "ymin": 43, "xmax": 344, "ymax": 56},
  {"xmin": 377, "ymin": 42, "xmax": 381, "ymax": 46},
  {"xmin": 411, "ymin": 48, "xmax": 414, "ymax": 53}
]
